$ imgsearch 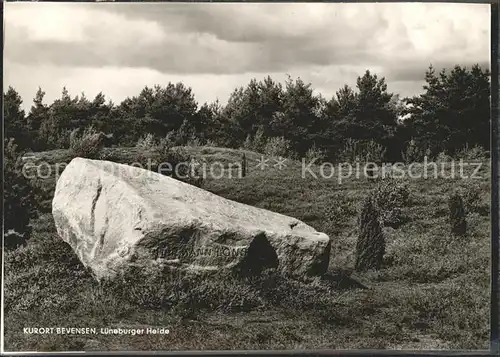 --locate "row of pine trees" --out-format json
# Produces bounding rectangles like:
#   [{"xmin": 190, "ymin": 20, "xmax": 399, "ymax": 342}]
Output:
[{"xmin": 4, "ymin": 64, "xmax": 490, "ymax": 161}]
